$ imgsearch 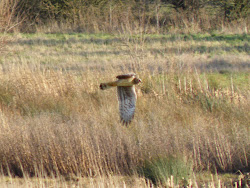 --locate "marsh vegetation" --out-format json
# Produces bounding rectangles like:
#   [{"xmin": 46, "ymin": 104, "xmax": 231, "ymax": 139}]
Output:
[
  {"xmin": 0, "ymin": 32, "xmax": 249, "ymax": 187},
  {"xmin": 0, "ymin": 0, "xmax": 249, "ymax": 186}
]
